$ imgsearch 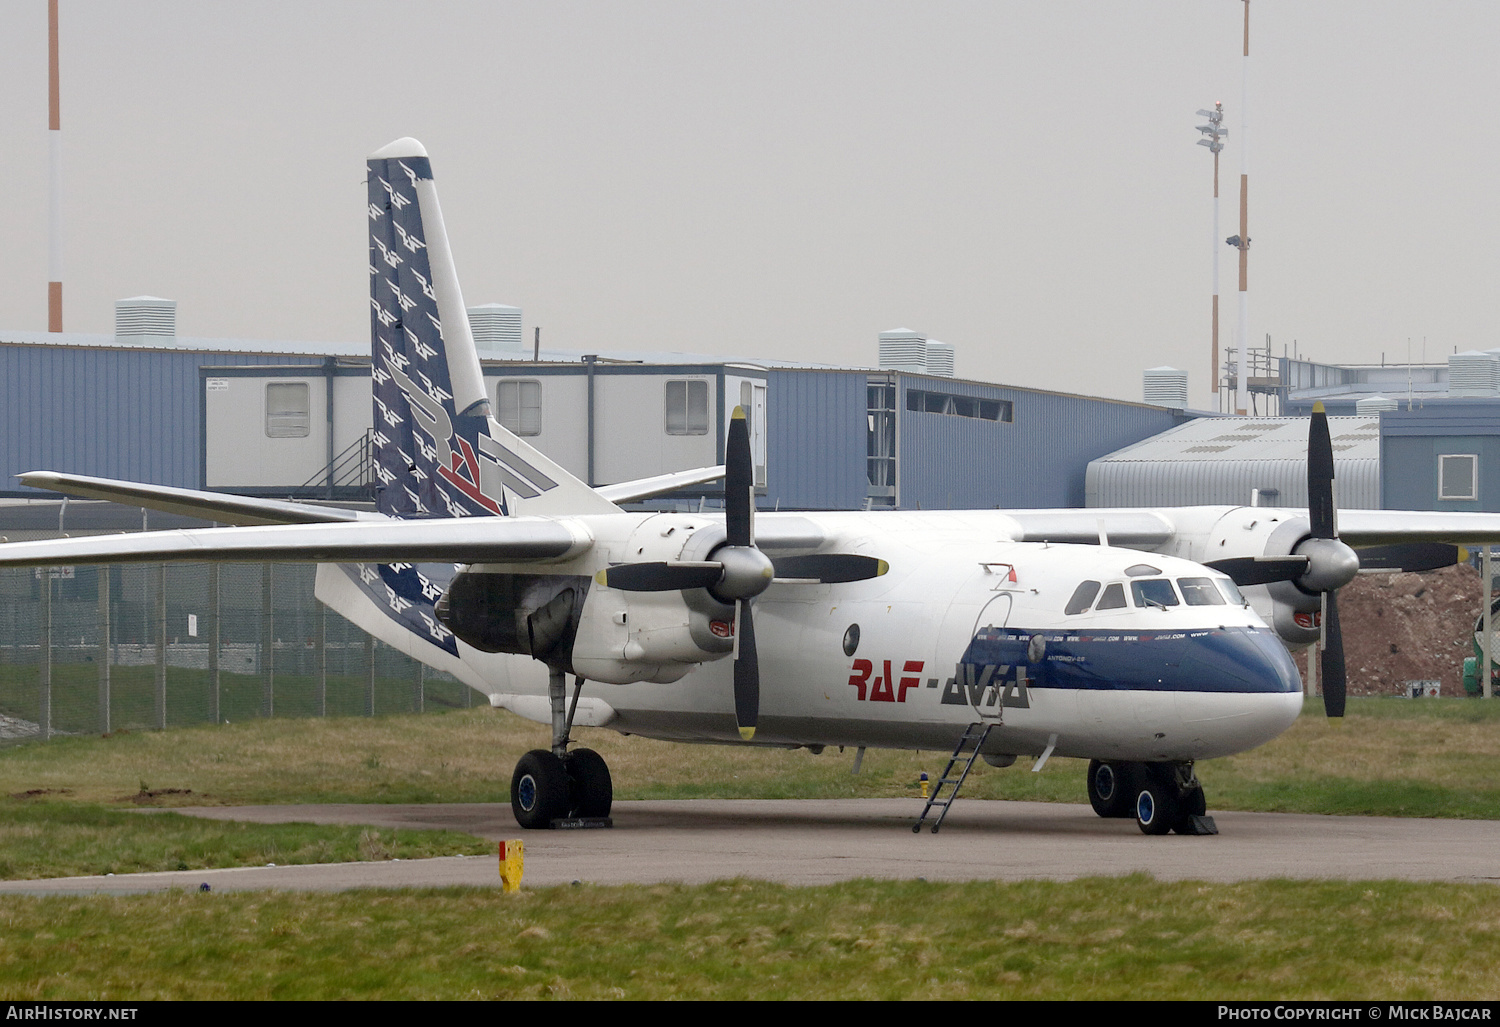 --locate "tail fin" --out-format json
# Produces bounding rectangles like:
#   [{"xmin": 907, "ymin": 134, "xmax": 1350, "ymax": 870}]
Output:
[{"xmin": 366, "ymin": 138, "xmax": 616, "ymax": 518}]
